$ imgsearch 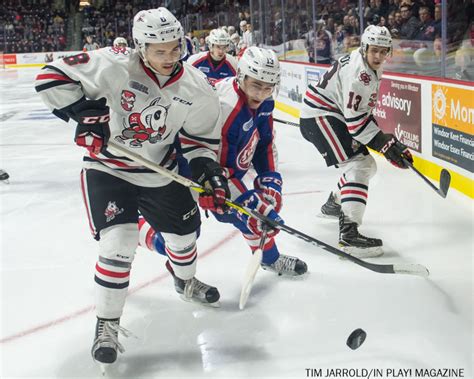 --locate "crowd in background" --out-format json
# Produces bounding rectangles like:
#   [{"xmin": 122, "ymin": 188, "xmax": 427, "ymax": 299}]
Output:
[
  {"xmin": 0, "ymin": 0, "xmax": 68, "ymax": 53},
  {"xmin": 0, "ymin": 0, "xmax": 472, "ymax": 80}
]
